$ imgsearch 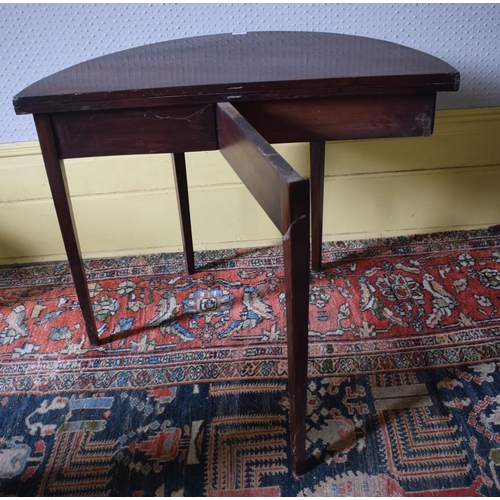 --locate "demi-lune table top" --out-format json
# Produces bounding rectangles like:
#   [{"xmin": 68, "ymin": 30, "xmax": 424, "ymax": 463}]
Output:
[{"xmin": 14, "ymin": 31, "xmax": 459, "ymax": 115}]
